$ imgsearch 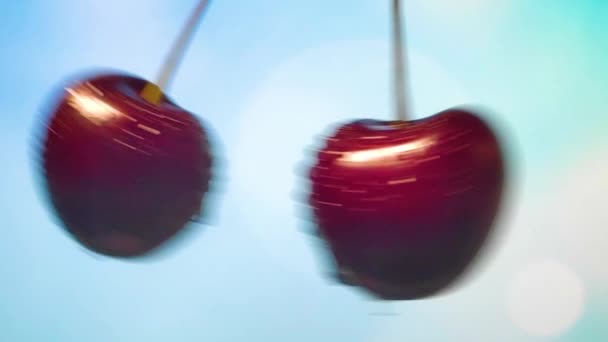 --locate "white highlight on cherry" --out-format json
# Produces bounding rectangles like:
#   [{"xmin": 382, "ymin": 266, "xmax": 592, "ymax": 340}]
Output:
[
  {"xmin": 66, "ymin": 88, "xmax": 121, "ymax": 124},
  {"xmin": 338, "ymin": 137, "xmax": 434, "ymax": 165}
]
